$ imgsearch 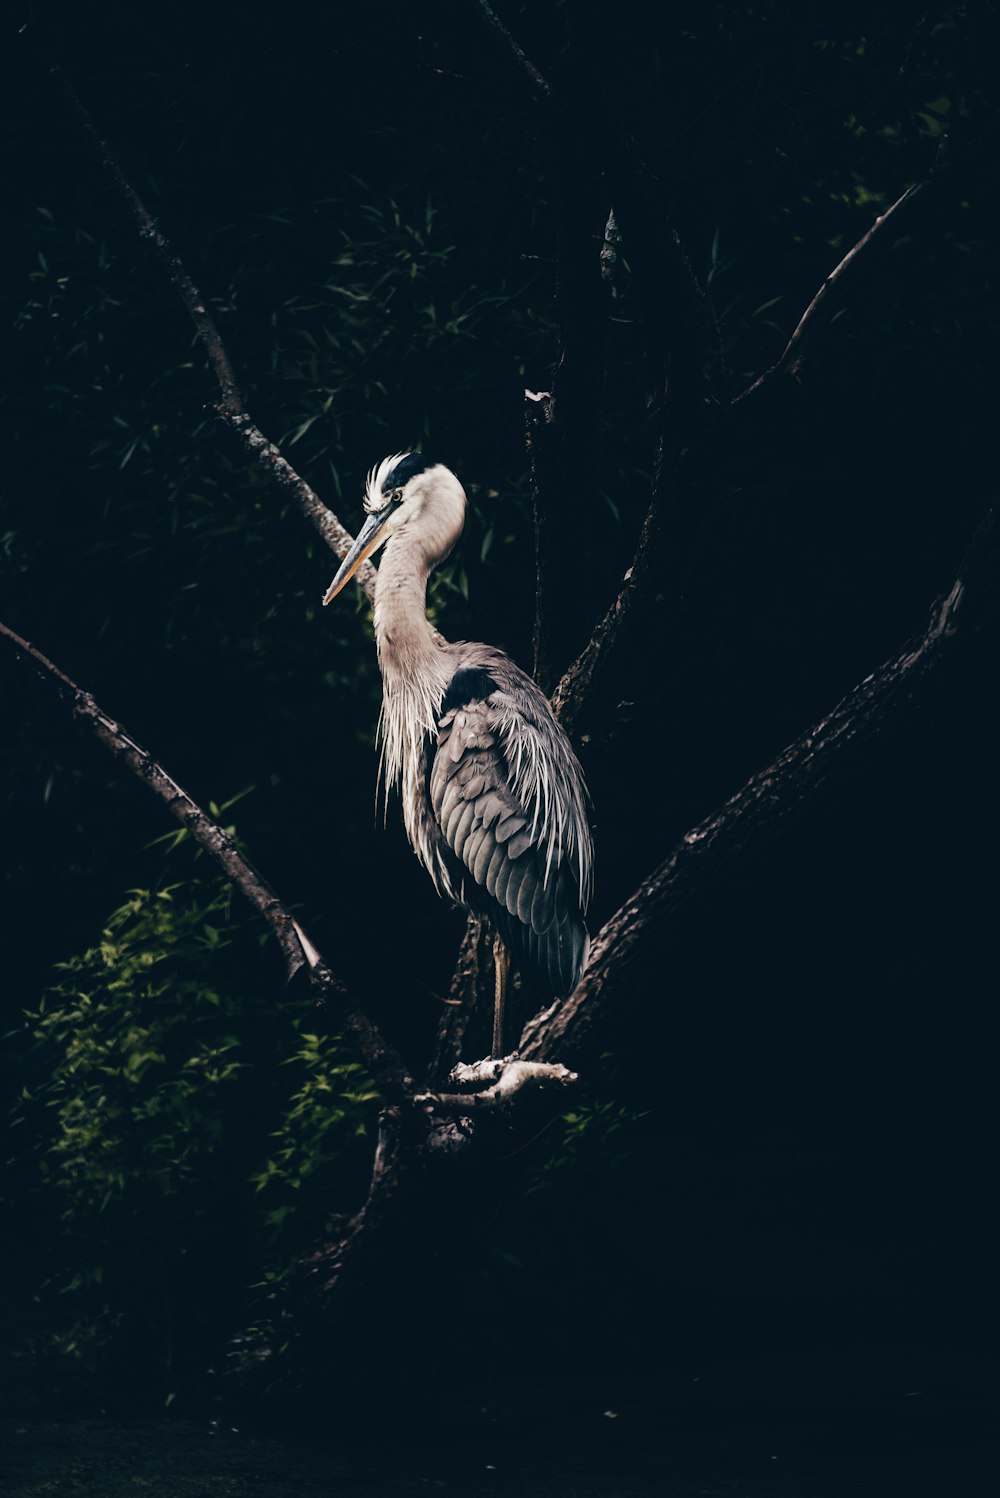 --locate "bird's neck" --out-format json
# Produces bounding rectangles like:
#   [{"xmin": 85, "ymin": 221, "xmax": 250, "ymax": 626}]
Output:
[
  {"xmin": 373, "ymin": 531, "xmax": 446, "ymax": 676},
  {"xmin": 373, "ymin": 532, "xmax": 452, "ymax": 796}
]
